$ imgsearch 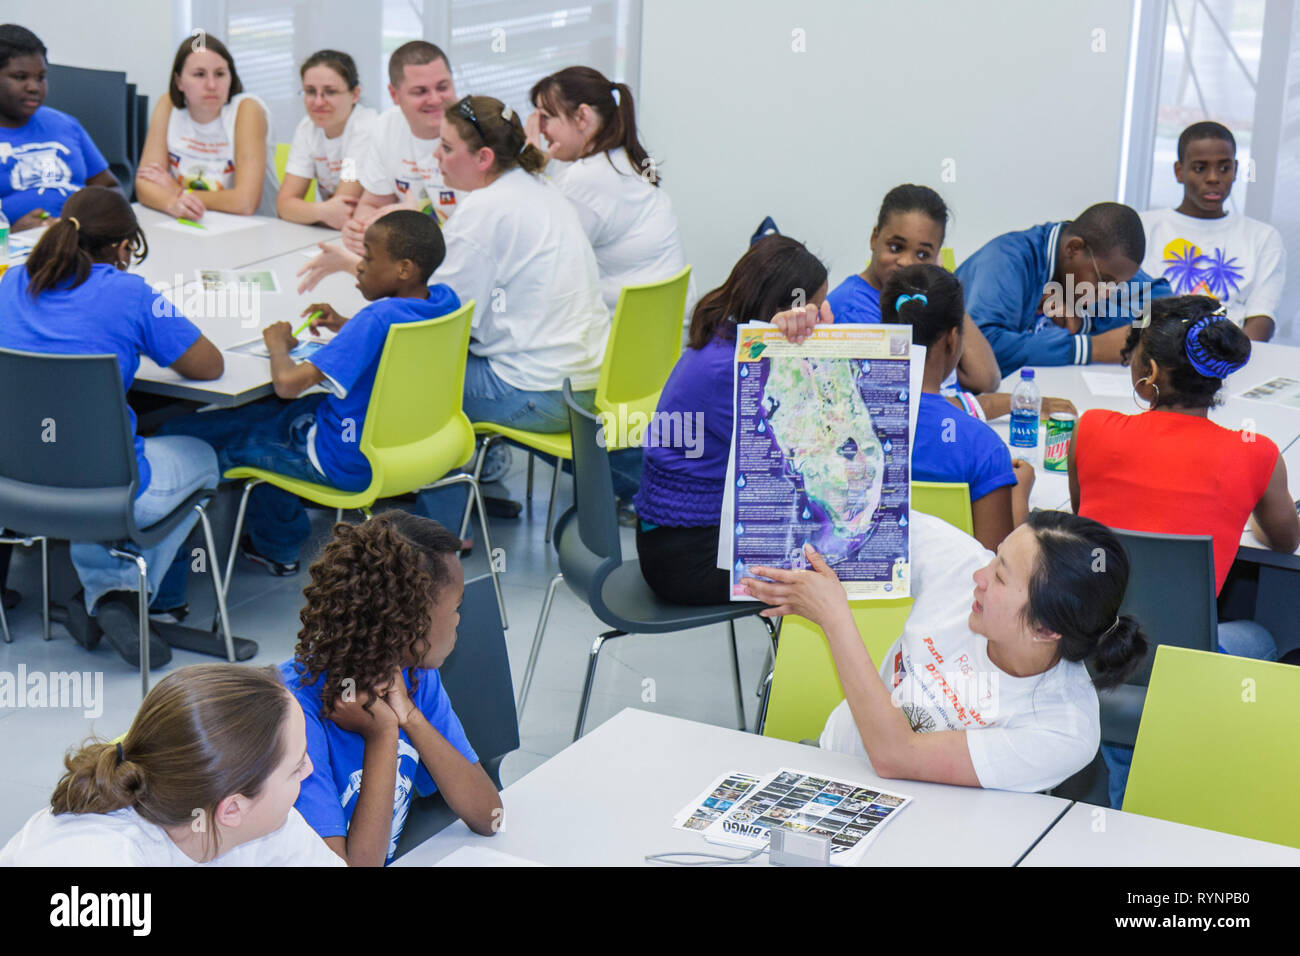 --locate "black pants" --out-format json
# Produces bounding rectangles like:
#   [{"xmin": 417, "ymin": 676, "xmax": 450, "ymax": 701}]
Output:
[{"xmin": 635, "ymin": 523, "xmax": 730, "ymax": 606}]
